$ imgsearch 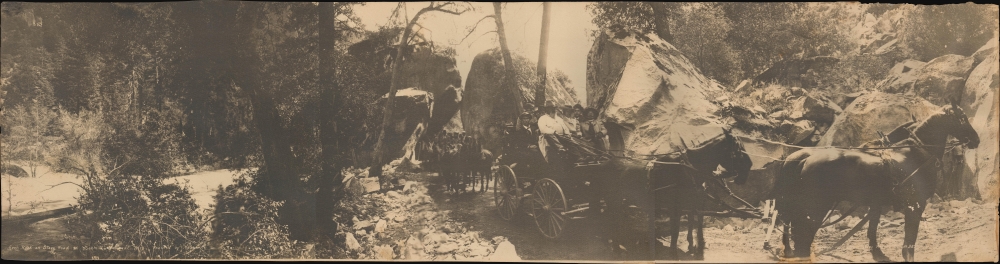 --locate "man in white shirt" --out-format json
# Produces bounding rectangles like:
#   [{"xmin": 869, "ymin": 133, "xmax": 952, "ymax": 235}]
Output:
[{"xmin": 537, "ymin": 102, "xmax": 568, "ymax": 162}]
